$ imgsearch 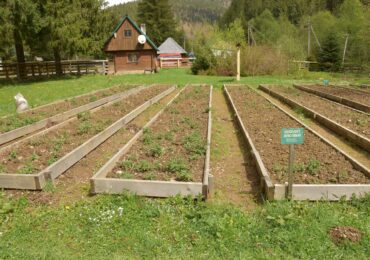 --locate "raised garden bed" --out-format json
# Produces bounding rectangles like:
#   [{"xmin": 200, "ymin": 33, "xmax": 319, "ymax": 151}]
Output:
[
  {"xmin": 0, "ymin": 85, "xmax": 175, "ymax": 190},
  {"xmin": 0, "ymin": 84, "xmax": 138, "ymax": 131},
  {"xmin": 294, "ymin": 84, "xmax": 370, "ymax": 113},
  {"xmin": 0, "ymin": 85, "xmax": 145, "ymax": 147},
  {"xmin": 225, "ymin": 85, "xmax": 370, "ymax": 201},
  {"xmin": 91, "ymin": 85, "xmax": 213, "ymax": 198},
  {"xmin": 259, "ymin": 85, "xmax": 370, "ymax": 152}
]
